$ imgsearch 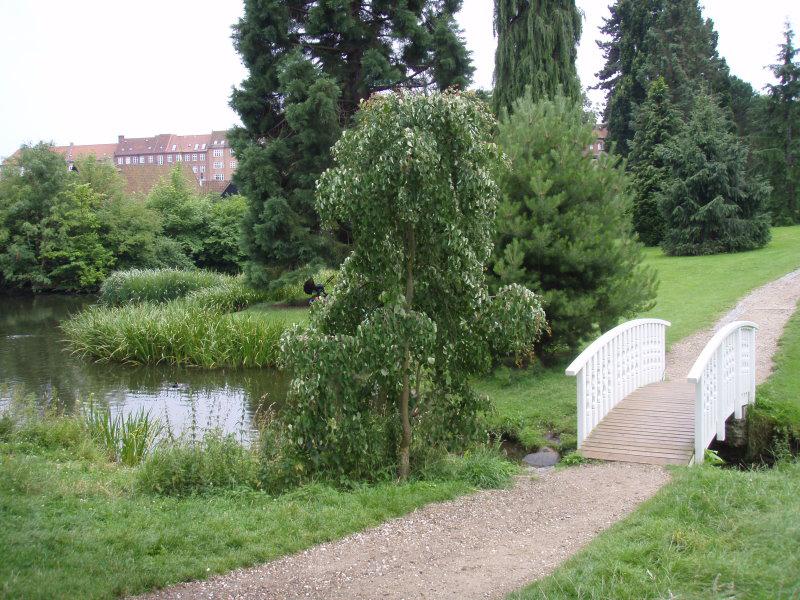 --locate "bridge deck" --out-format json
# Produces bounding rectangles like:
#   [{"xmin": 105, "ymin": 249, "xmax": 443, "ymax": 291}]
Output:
[{"xmin": 580, "ymin": 380, "xmax": 695, "ymax": 465}]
